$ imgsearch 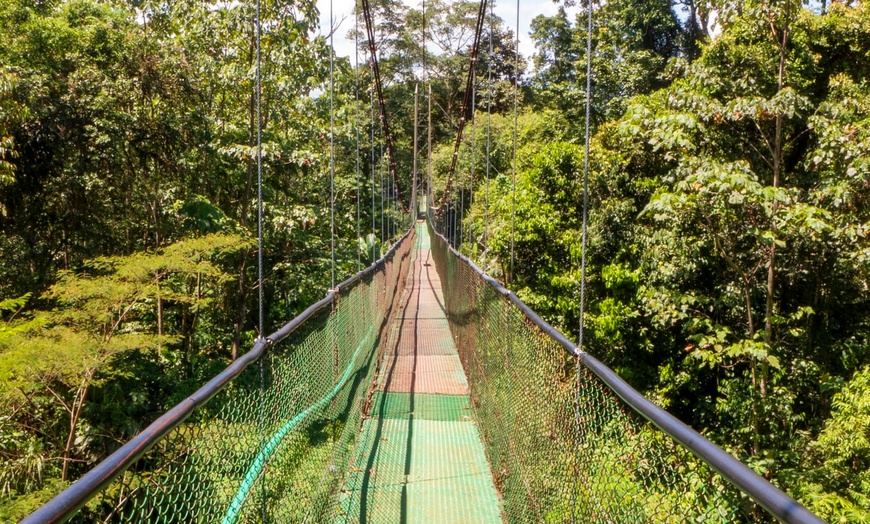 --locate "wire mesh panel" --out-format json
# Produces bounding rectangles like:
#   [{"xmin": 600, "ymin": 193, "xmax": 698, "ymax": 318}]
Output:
[
  {"xmin": 58, "ymin": 230, "xmax": 415, "ymax": 524},
  {"xmin": 427, "ymin": 220, "xmax": 771, "ymax": 523}
]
